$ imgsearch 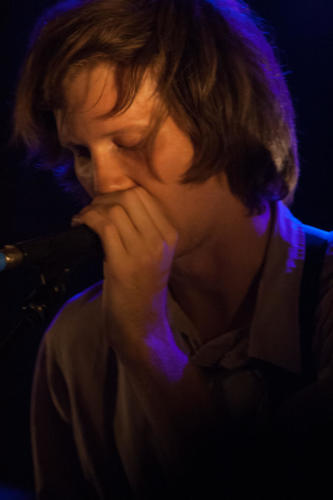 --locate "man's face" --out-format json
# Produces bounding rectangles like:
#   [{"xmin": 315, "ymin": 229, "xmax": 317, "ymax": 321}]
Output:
[{"xmin": 56, "ymin": 63, "xmax": 225, "ymax": 259}]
